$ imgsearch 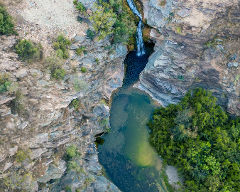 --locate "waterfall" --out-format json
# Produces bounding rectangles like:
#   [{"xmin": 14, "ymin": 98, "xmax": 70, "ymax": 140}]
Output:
[{"xmin": 126, "ymin": 0, "xmax": 145, "ymax": 56}]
